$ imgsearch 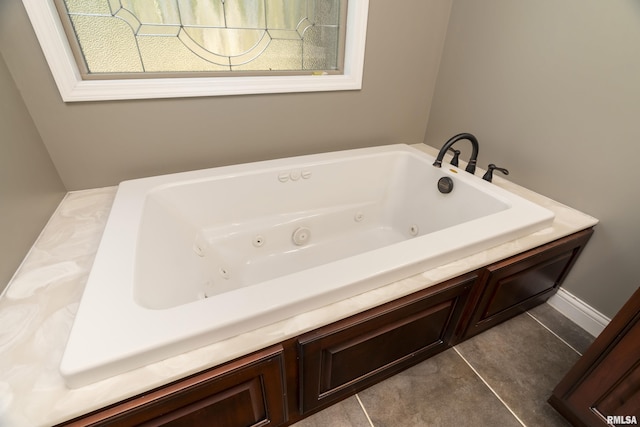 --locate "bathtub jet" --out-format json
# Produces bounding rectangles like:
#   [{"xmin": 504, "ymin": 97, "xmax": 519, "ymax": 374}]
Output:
[{"xmin": 60, "ymin": 144, "xmax": 554, "ymax": 388}]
